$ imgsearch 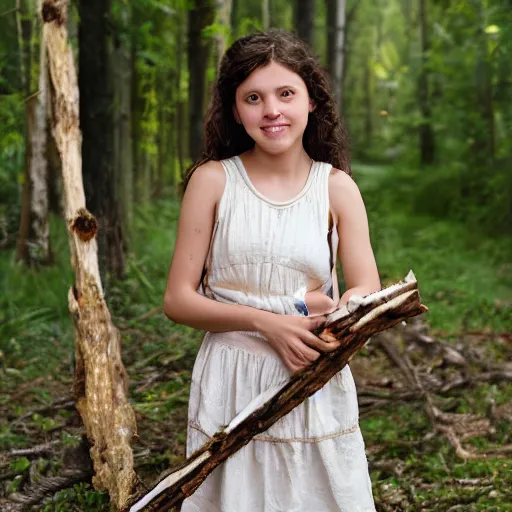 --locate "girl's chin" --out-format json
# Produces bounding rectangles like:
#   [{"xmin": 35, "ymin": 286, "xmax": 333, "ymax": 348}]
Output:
[{"xmin": 250, "ymin": 133, "xmax": 301, "ymax": 154}]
